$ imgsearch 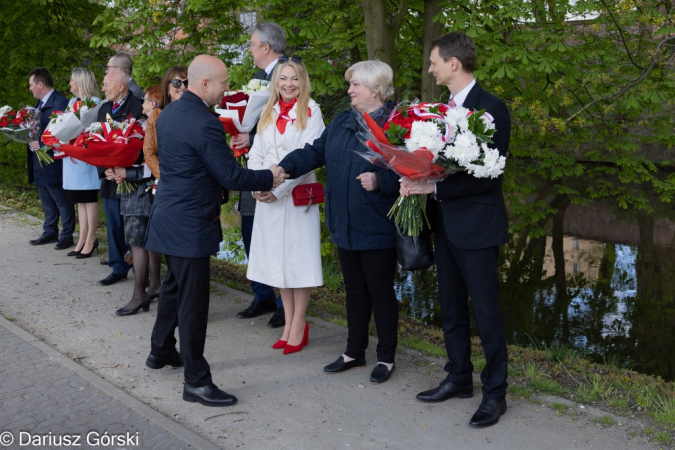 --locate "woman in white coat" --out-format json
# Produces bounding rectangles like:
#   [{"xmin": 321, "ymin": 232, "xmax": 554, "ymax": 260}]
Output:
[{"xmin": 246, "ymin": 58, "xmax": 325, "ymax": 354}]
